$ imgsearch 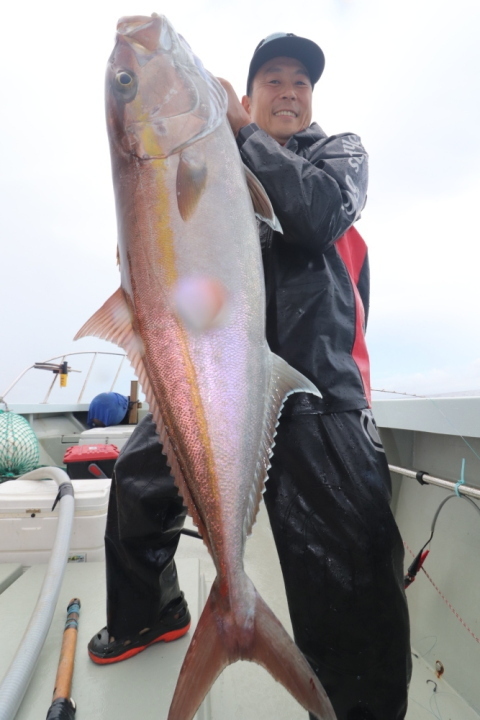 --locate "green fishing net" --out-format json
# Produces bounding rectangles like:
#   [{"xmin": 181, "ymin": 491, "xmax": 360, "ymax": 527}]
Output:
[{"xmin": 0, "ymin": 410, "xmax": 40, "ymax": 479}]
